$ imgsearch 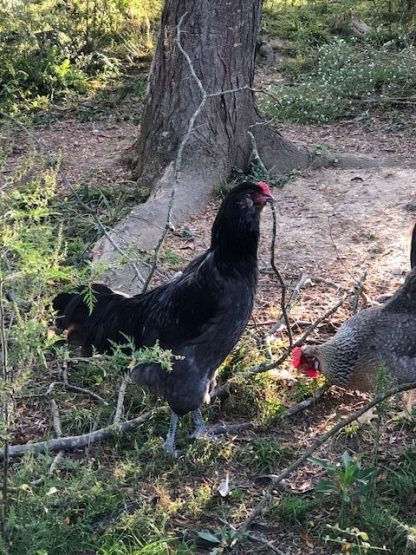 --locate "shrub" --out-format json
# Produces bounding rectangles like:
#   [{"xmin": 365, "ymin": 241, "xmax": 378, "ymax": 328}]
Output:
[{"xmin": 259, "ymin": 39, "xmax": 416, "ymax": 123}]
